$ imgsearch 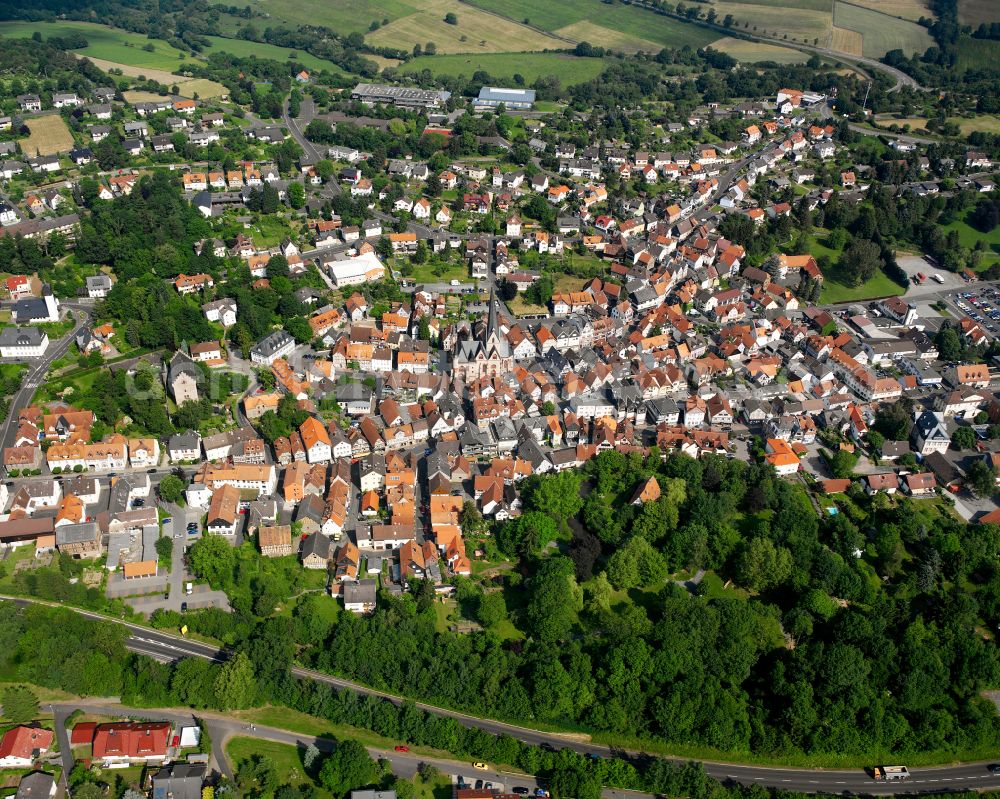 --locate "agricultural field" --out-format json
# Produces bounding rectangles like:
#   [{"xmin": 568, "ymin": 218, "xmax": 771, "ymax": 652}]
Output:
[
  {"xmin": 873, "ymin": 115, "xmax": 1000, "ymax": 135},
  {"xmin": 203, "ymin": 35, "xmax": 348, "ymax": 74},
  {"xmin": 225, "ymin": 0, "xmax": 417, "ymax": 35},
  {"xmin": 367, "ymin": 0, "xmax": 564, "ymax": 54},
  {"xmin": 709, "ymin": 0, "xmax": 832, "ymax": 8},
  {"xmin": 956, "ymin": 37, "xmax": 1000, "ymax": 71},
  {"xmin": 710, "ymin": 3, "xmax": 832, "ymax": 44},
  {"xmin": 556, "ymin": 21, "xmax": 662, "ymax": 53},
  {"xmin": 83, "ymin": 58, "xmax": 182, "ymax": 84},
  {"xmin": 845, "ymin": 0, "xmax": 930, "ymax": 21},
  {"xmin": 402, "ymin": 52, "xmax": 607, "ymax": 84},
  {"xmin": 21, "ymin": 115, "xmax": 74, "ymax": 157},
  {"xmin": 830, "ymin": 26, "xmax": 863, "ymax": 55},
  {"xmin": 958, "ymin": 0, "xmax": 999, "ymax": 26},
  {"xmin": 707, "ymin": 36, "xmax": 807, "ymax": 63},
  {"xmin": 468, "ymin": 0, "xmax": 718, "ymax": 51},
  {"xmin": 1, "ymin": 20, "xmax": 190, "ymax": 71},
  {"xmin": 833, "ymin": 1, "xmax": 934, "ymax": 56}
]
